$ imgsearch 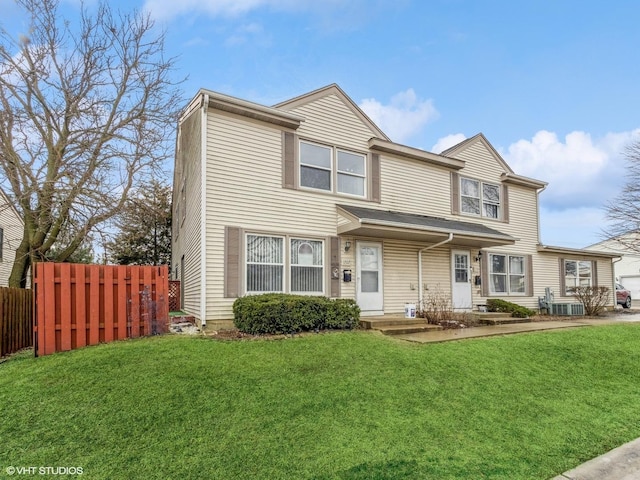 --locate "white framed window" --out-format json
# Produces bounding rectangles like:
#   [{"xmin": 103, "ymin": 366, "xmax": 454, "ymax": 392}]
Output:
[
  {"xmin": 337, "ymin": 150, "xmax": 366, "ymax": 197},
  {"xmin": 300, "ymin": 141, "xmax": 332, "ymax": 191},
  {"xmin": 489, "ymin": 254, "xmax": 525, "ymax": 295},
  {"xmin": 290, "ymin": 238, "xmax": 324, "ymax": 293},
  {"xmin": 299, "ymin": 140, "xmax": 366, "ymax": 198},
  {"xmin": 564, "ymin": 260, "xmax": 592, "ymax": 294},
  {"xmin": 246, "ymin": 234, "xmax": 284, "ymax": 293},
  {"xmin": 461, "ymin": 177, "xmax": 500, "ymax": 219}
]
